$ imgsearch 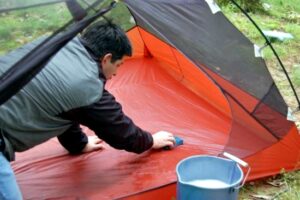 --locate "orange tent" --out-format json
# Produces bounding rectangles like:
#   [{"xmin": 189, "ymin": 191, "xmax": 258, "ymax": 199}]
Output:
[{"xmin": 12, "ymin": 0, "xmax": 300, "ymax": 199}]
